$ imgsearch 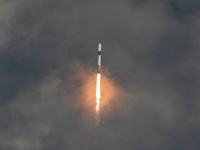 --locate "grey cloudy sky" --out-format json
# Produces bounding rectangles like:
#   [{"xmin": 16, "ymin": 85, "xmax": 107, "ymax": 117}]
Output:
[{"xmin": 0, "ymin": 0, "xmax": 200, "ymax": 149}]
